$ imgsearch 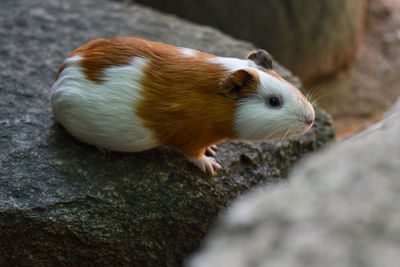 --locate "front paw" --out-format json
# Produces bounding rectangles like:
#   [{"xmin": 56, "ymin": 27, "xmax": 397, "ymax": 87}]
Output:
[
  {"xmin": 187, "ymin": 155, "xmax": 222, "ymax": 176},
  {"xmin": 206, "ymin": 145, "xmax": 218, "ymax": 156}
]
